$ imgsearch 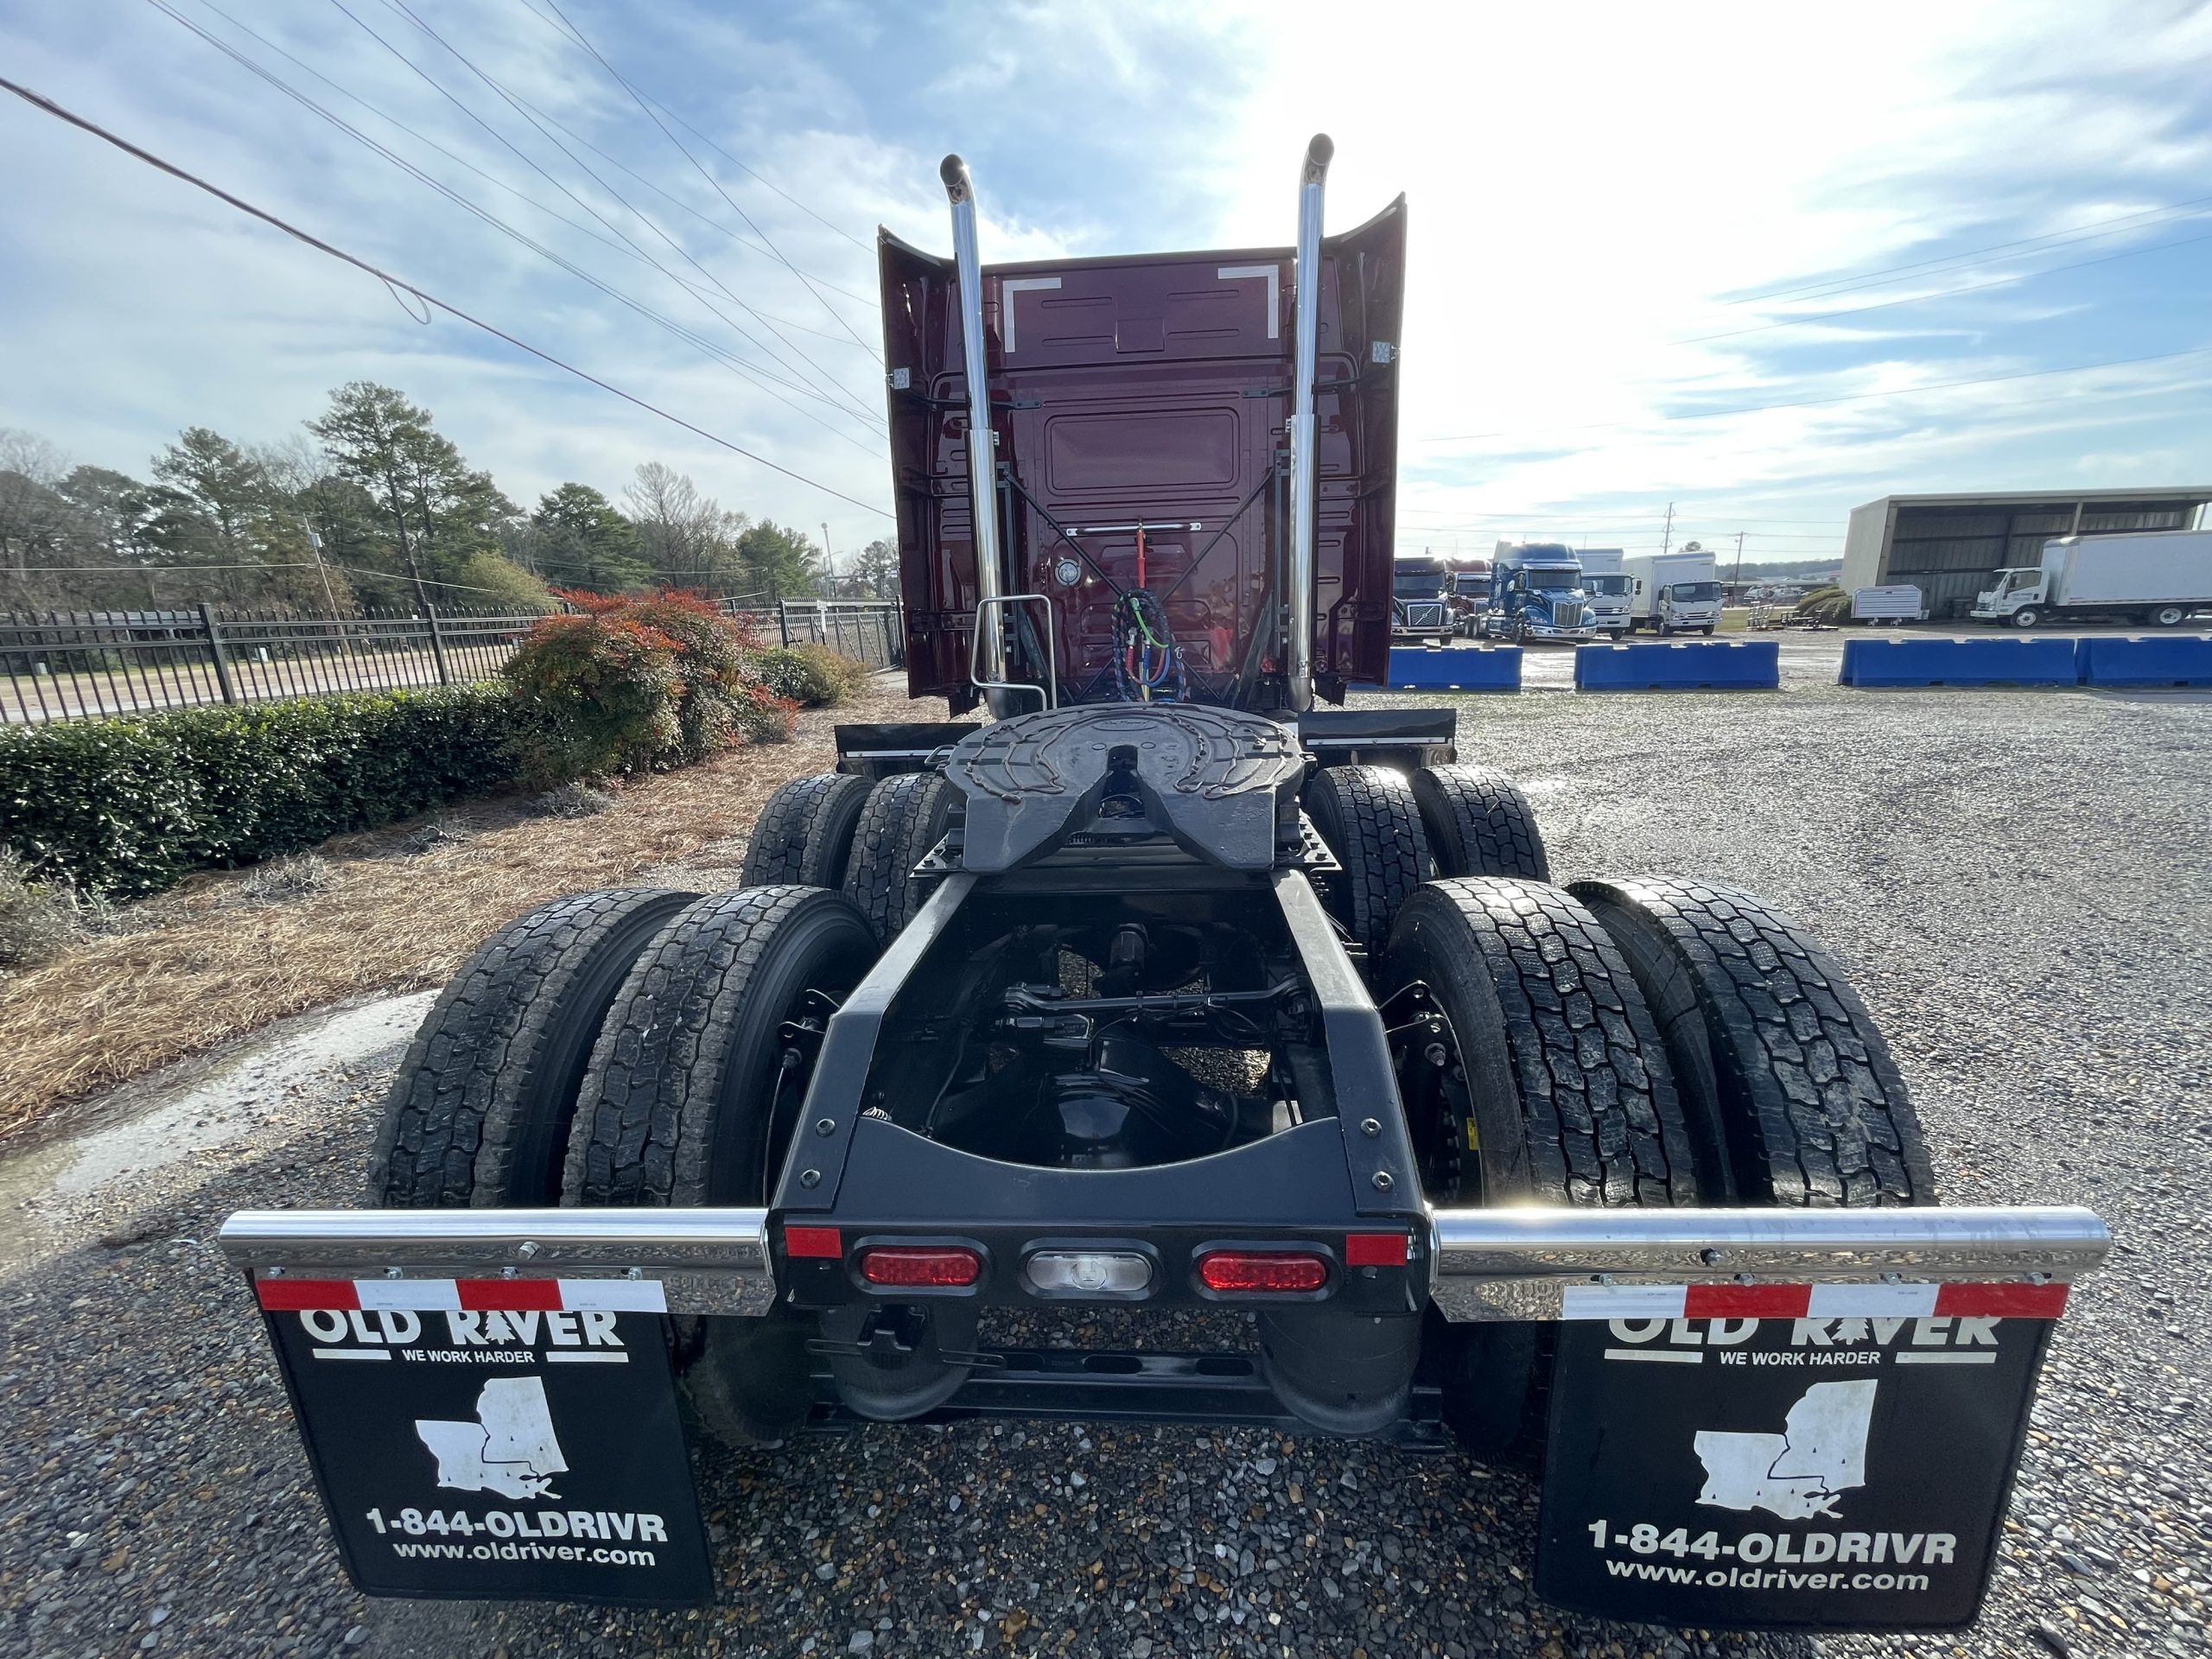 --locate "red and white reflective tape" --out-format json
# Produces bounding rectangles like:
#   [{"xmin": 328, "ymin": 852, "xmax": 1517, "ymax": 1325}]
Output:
[
  {"xmin": 255, "ymin": 1276, "xmax": 665, "ymax": 1314},
  {"xmin": 1559, "ymin": 1281, "xmax": 2069, "ymax": 1321}
]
